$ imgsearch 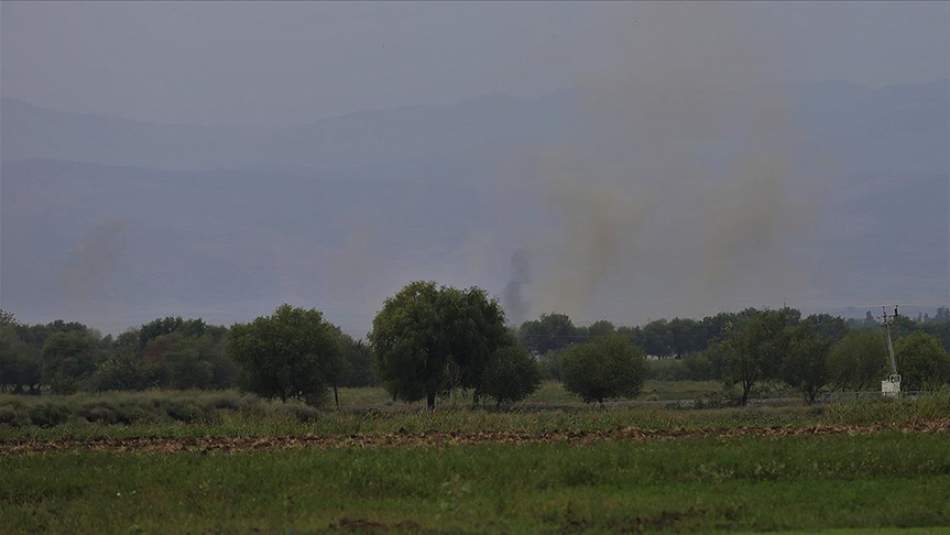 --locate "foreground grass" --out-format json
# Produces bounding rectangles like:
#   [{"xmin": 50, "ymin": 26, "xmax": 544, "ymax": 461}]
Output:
[{"xmin": 2, "ymin": 433, "xmax": 948, "ymax": 533}]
